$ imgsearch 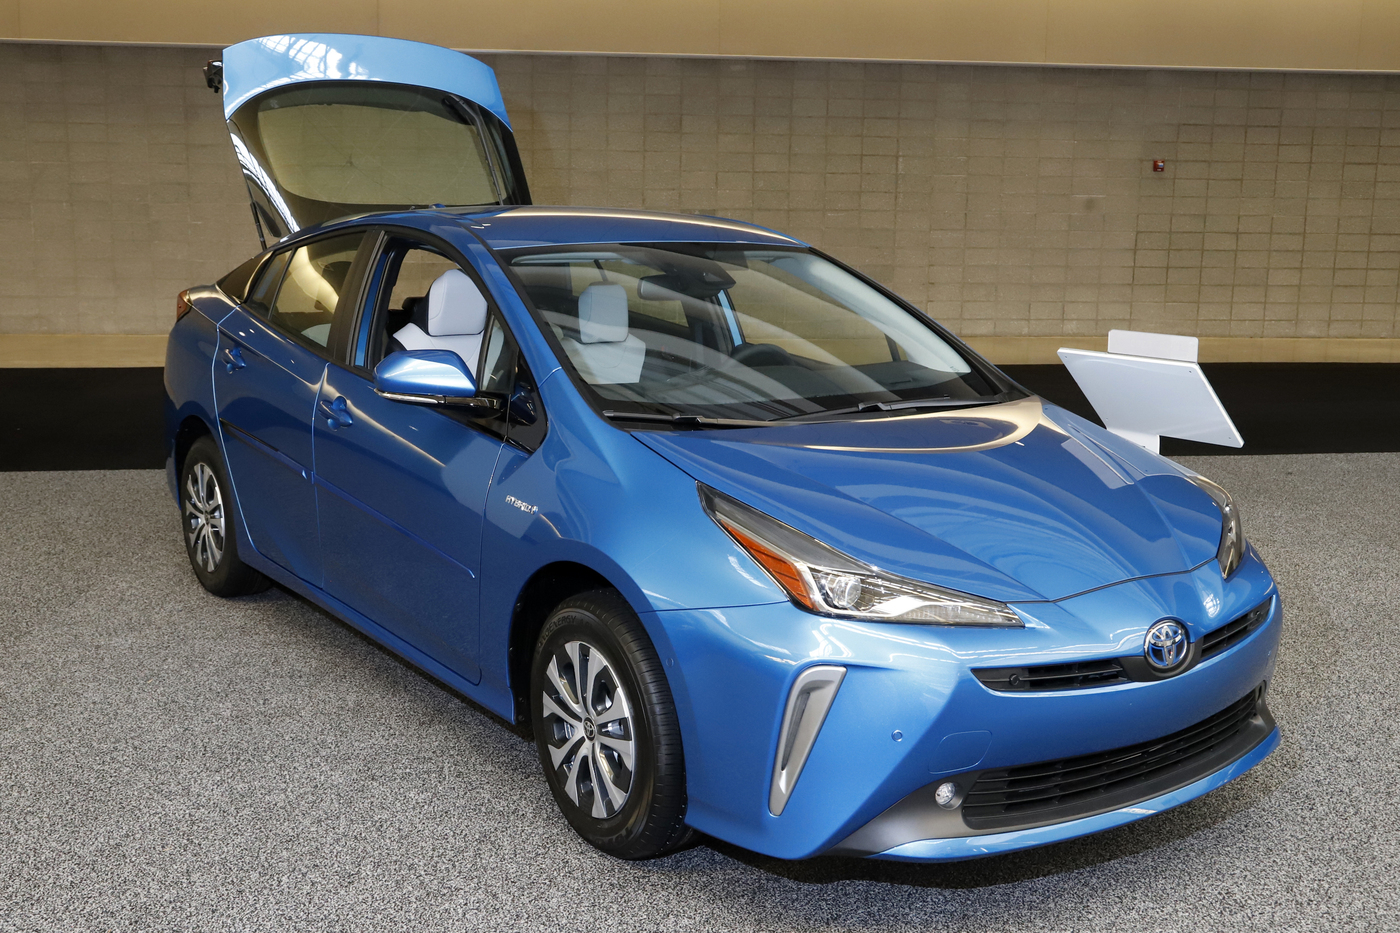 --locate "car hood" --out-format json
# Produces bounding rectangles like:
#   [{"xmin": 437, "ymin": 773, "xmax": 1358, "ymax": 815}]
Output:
[{"xmin": 634, "ymin": 397, "xmax": 1225, "ymax": 603}]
